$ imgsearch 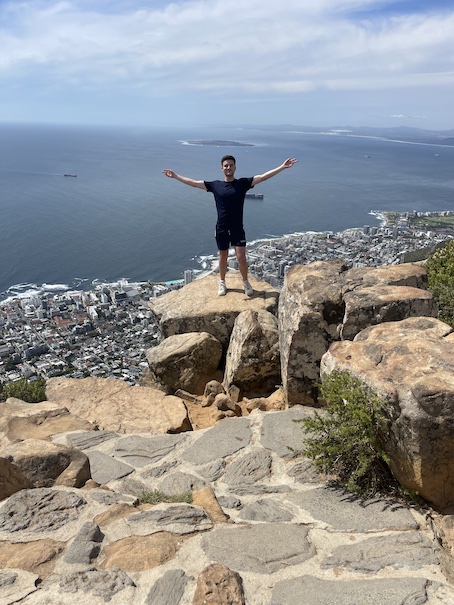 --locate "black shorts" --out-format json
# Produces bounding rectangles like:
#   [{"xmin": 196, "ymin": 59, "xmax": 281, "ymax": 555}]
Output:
[{"xmin": 215, "ymin": 225, "xmax": 246, "ymax": 250}]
